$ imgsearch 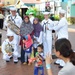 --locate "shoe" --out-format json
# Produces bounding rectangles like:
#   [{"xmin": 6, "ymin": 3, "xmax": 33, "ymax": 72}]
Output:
[
  {"xmin": 10, "ymin": 57, "xmax": 13, "ymax": 59},
  {"xmin": 18, "ymin": 57, "xmax": 21, "ymax": 60},
  {"xmin": 14, "ymin": 61, "xmax": 18, "ymax": 64},
  {"xmin": 23, "ymin": 62, "xmax": 27, "ymax": 65},
  {"xmin": 6, "ymin": 60, "xmax": 10, "ymax": 62},
  {"xmin": 54, "ymin": 62, "xmax": 59, "ymax": 65},
  {"xmin": 58, "ymin": 65, "xmax": 63, "ymax": 68},
  {"xmin": 28, "ymin": 63, "xmax": 32, "ymax": 66},
  {"xmin": 14, "ymin": 59, "xmax": 18, "ymax": 64}
]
